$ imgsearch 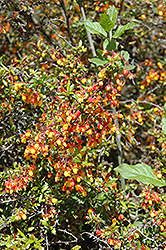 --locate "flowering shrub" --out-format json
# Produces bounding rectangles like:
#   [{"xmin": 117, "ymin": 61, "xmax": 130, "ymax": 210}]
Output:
[{"xmin": 0, "ymin": 0, "xmax": 166, "ymax": 249}]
